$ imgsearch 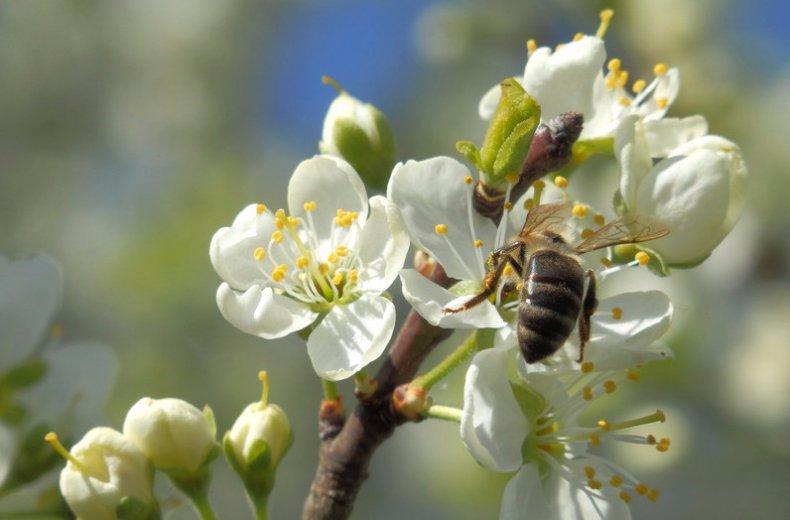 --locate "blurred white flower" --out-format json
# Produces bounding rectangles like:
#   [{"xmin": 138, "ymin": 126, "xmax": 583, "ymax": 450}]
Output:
[
  {"xmin": 462, "ymin": 348, "xmax": 671, "ymax": 519},
  {"xmin": 615, "ymin": 116, "xmax": 747, "ymax": 266},
  {"xmin": 52, "ymin": 428, "xmax": 155, "ymax": 520},
  {"xmin": 123, "ymin": 397, "xmax": 216, "ymax": 473},
  {"xmin": 478, "ymin": 11, "xmax": 680, "ymax": 143},
  {"xmin": 211, "ymin": 156, "xmax": 409, "ymax": 381},
  {"xmin": 388, "ymin": 157, "xmax": 672, "ymax": 373}
]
